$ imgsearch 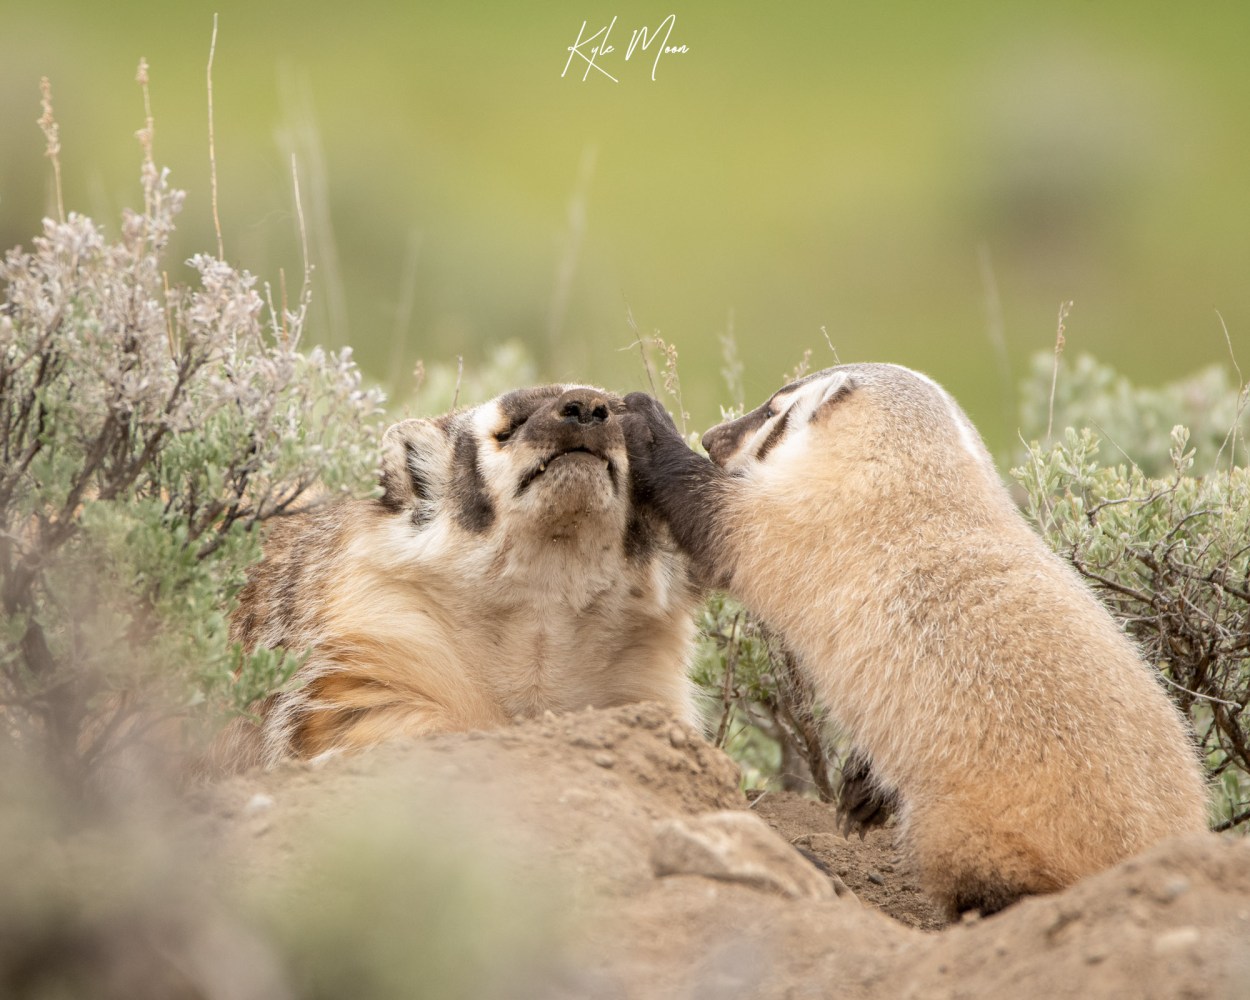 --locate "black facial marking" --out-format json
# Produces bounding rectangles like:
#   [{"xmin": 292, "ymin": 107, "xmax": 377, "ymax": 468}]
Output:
[
  {"xmin": 401, "ymin": 441, "xmax": 438, "ymax": 527},
  {"xmin": 450, "ymin": 432, "xmax": 495, "ymax": 533},
  {"xmin": 377, "ymin": 468, "xmax": 407, "ymax": 513},
  {"xmin": 754, "ymin": 403, "xmax": 793, "ymax": 462},
  {"xmin": 495, "ymin": 386, "xmax": 562, "ymax": 440},
  {"xmin": 275, "ymin": 547, "xmax": 307, "ymax": 637},
  {"xmin": 493, "ymin": 416, "xmax": 527, "ymax": 444}
]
